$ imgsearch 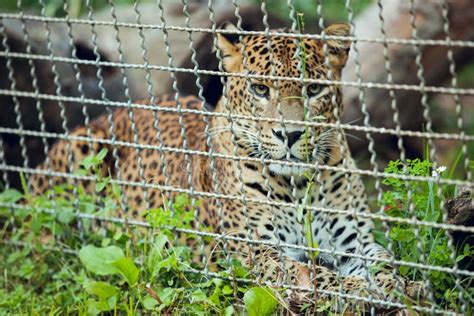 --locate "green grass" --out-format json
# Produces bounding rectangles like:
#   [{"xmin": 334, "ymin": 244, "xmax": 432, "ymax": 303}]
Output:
[
  {"xmin": 0, "ymin": 149, "xmax": 285, "ymax": 315},
  {"xmin": 1, "ymin": 147, "xmax": 473, "ymax": 314},
  {"xmin": 257, "ymin": 0, "xmax": 373, "ymax": 24}
]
